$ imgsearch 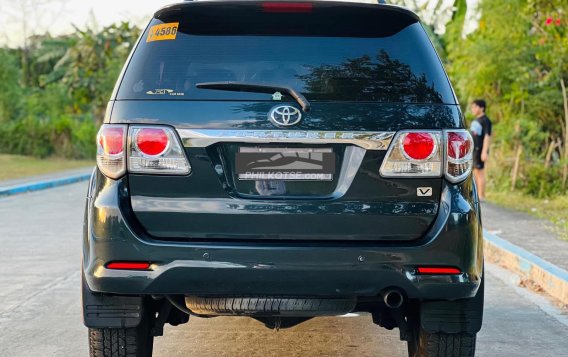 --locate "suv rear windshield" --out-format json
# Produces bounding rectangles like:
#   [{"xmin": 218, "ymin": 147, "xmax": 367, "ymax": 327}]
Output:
[{"xmin": 117, "ymin": 2, "xmax": 455, "ymax": 104}]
